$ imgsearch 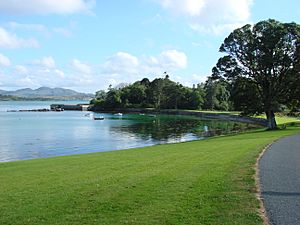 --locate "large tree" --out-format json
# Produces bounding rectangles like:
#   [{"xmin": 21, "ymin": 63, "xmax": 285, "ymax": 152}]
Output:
[{"xmin": 211, "ymin": 19, "xmax": 300, "ymax": 129}]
